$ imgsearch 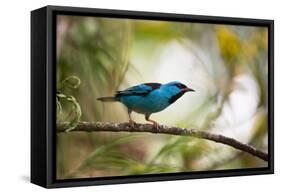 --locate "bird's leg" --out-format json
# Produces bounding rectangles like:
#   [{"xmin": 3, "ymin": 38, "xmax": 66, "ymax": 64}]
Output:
[
  {"xmin": 145, "ymin": 114, "xmax": 160, "ymax": 132},
  {"xmin": 128, "ymin": 109, "xmax": 136, "ymax": 128}
]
